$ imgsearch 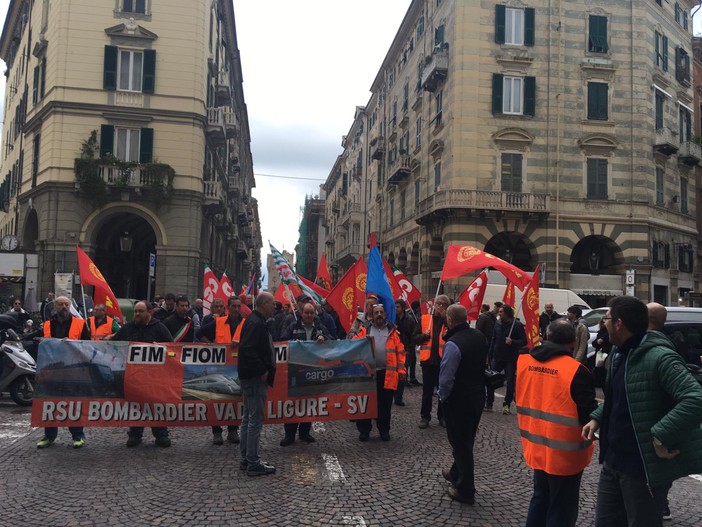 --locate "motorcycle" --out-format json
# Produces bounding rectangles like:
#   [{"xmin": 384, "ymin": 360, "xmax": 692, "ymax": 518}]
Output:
[{"xmin": 0, "ymin": 315, "xmax": 37, "ymax": 406}]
